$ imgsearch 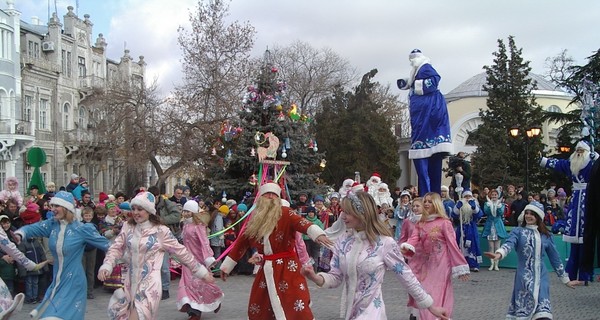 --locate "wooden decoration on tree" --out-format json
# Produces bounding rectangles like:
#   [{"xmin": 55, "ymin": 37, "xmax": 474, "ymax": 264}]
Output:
[{"xmin": 257, "ymin": 132, "xmax": 280, "ymax": 162}]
